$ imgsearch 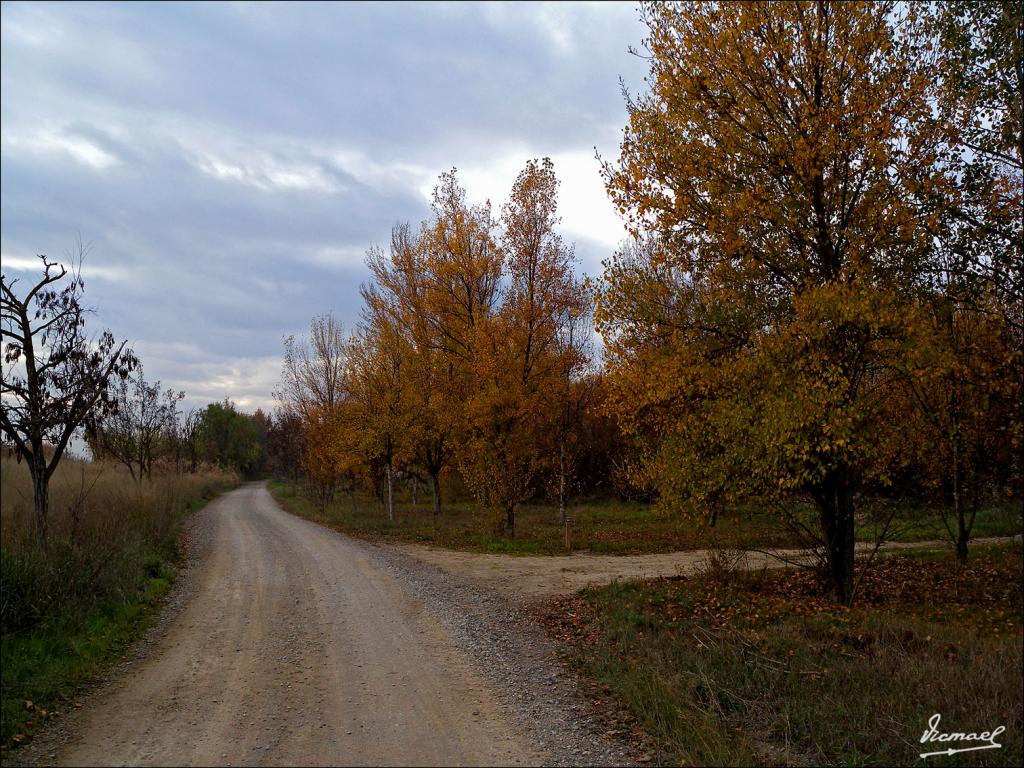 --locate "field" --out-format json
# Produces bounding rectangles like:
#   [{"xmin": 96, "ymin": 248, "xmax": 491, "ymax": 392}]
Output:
[
  {"xmin": 539, "ymin": 542, "xmax": 1024, "ymax": 766},
  {"xmin": 270, "ymin": 480, "xmax": 1022, "ymax": 555},
  {"xmin": 0, "ymin": 457, "xmax": 237, "ymax": 747}
]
